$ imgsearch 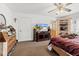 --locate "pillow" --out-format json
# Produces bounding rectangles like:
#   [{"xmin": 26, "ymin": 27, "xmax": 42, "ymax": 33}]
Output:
[
  {"xmin": 68, "ymin": 35, "xmax": 75, "ymax": 39},
  {"xmin": 68, "ymin": 34, "xmax": 77, "ymax": 39}
]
